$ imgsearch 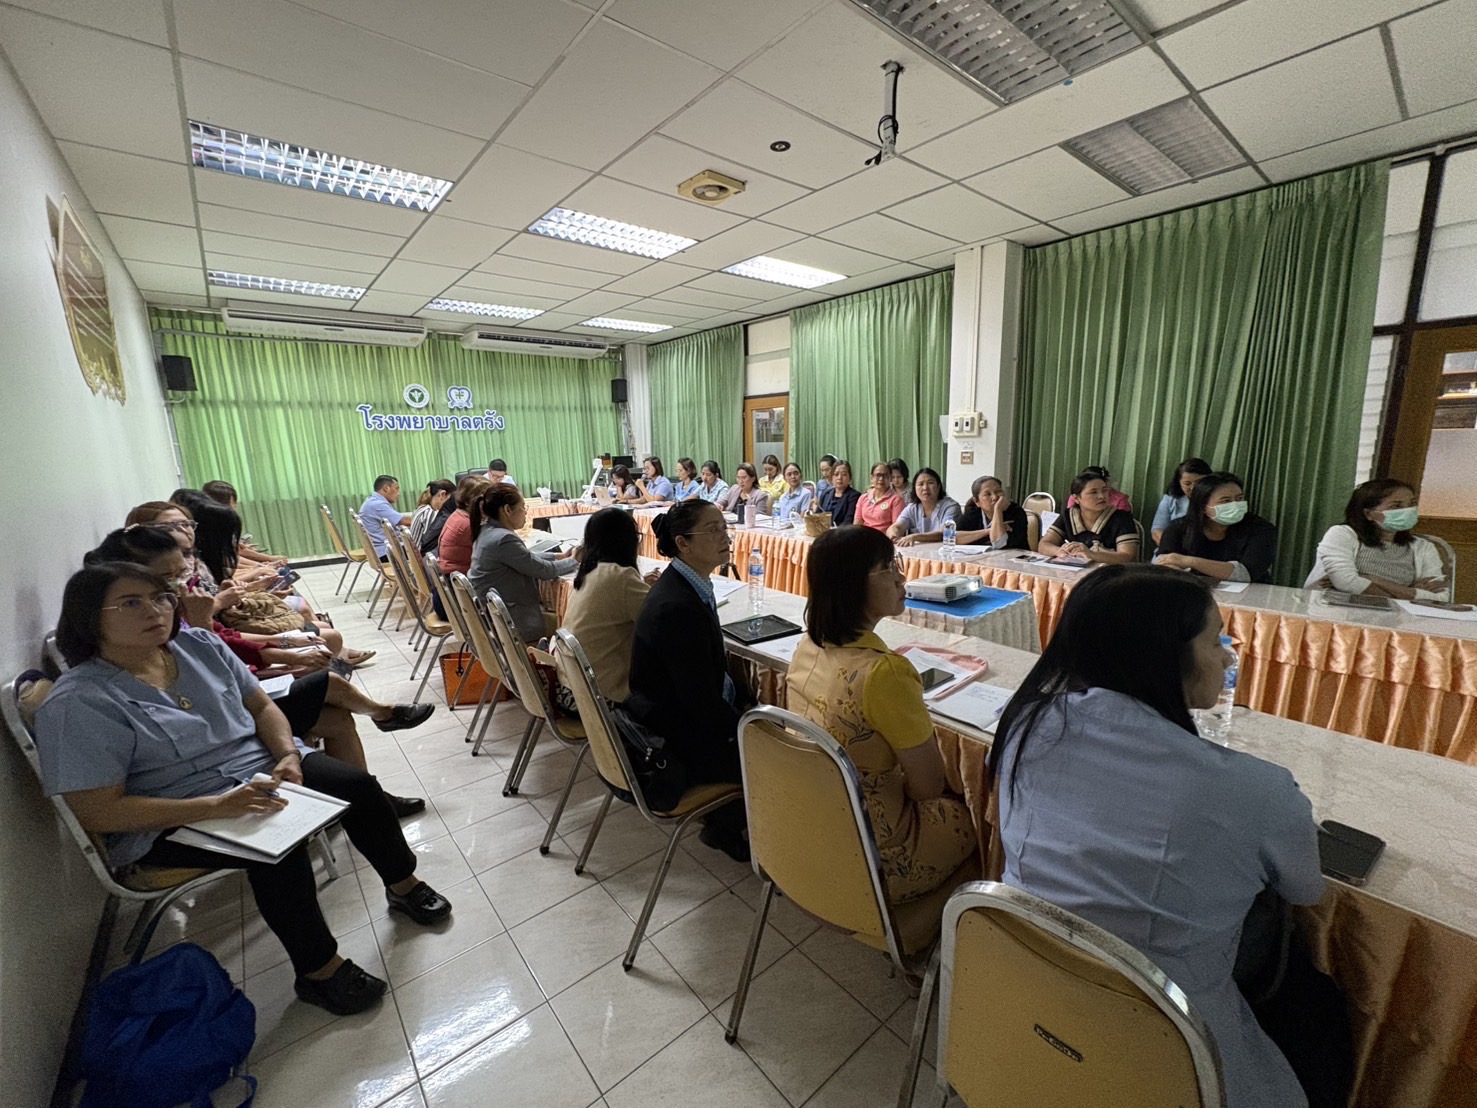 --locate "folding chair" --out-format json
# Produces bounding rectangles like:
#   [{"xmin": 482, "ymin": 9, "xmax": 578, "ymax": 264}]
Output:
[
  {"xmin": 1021, "ymin": 491, "xmax": 1056, "ymax": 515},
  {"xmin": 1415, "ymin": 532, "xmax": 1458, "ymax": 598},
  {"xmin": 449, "ymin": 572, "xmax": 511, "ymax": 752},
  {"xmin": 933, "ymin": 881, "xmax": 1226, "ymax": 1107},
  {"xmin": 319, "ymin": 504, "xmax": 368, "ymax": 598},
  {"xmin": 351, "ymin": 511, "xmax": 403, "ymax": 626},
  {"xmin": 379, "ymin": 522, "xmax": 454, "ymax": 704}
]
